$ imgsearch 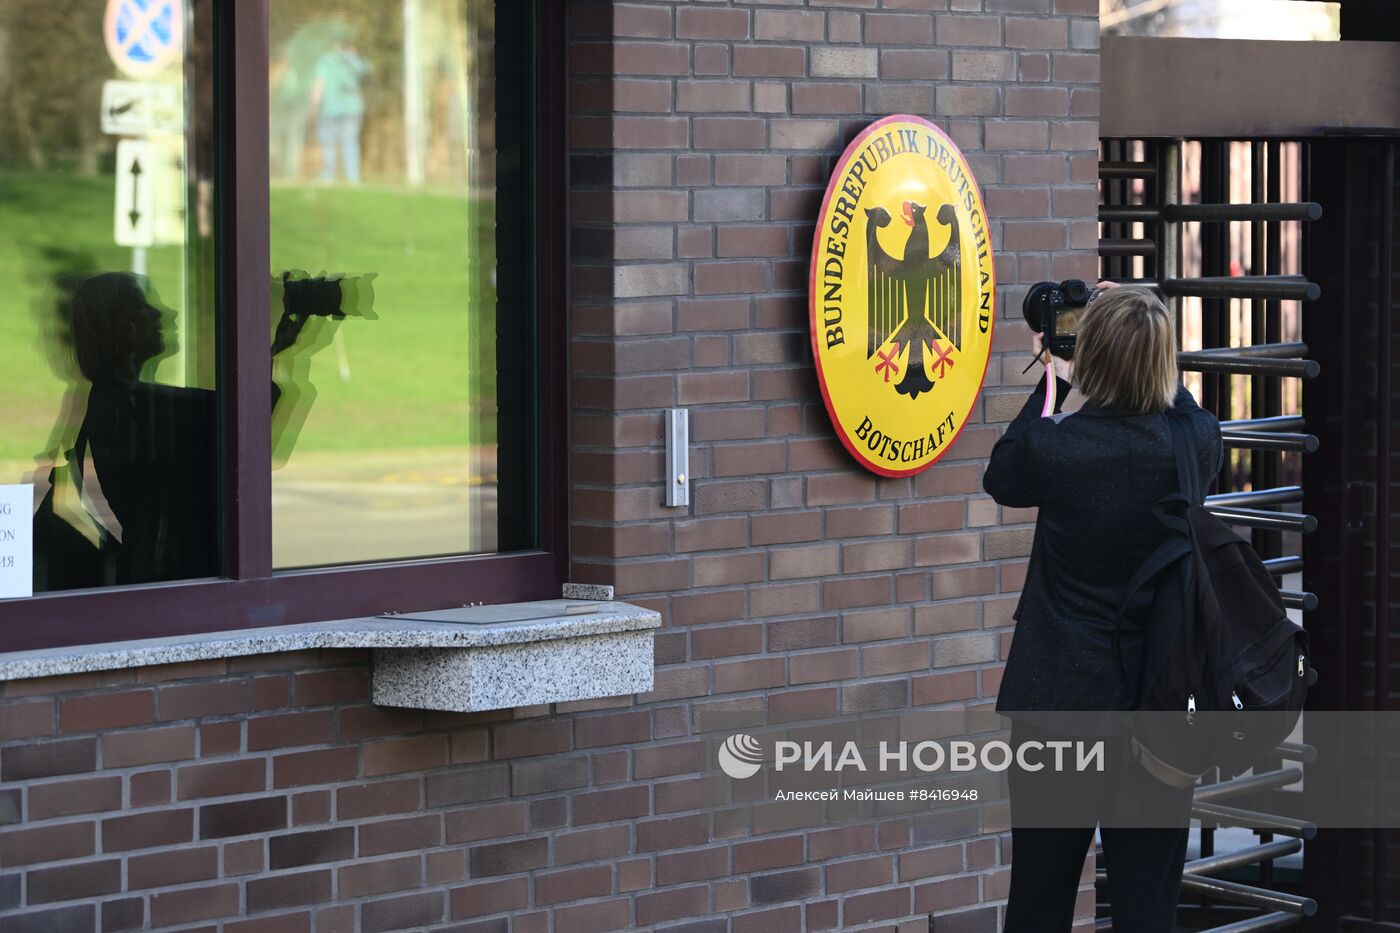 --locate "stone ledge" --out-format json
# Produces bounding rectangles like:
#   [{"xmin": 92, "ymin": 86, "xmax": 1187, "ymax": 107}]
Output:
[{"xmin": 0, "ymin": 599, "xmax": 660, "ymax": 713}]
